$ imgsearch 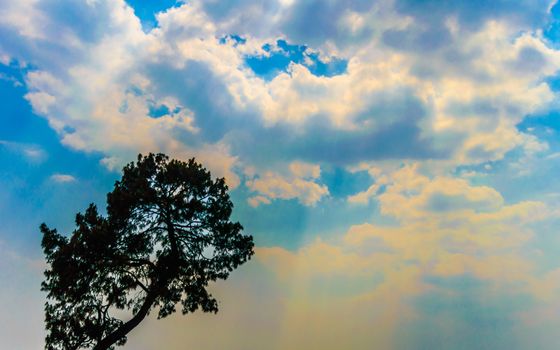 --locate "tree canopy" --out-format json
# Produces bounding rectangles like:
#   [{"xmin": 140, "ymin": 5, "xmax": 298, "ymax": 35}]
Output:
[{"xmin": 40, "ymin": 153, "xmax": 254, "ymax": 350}]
